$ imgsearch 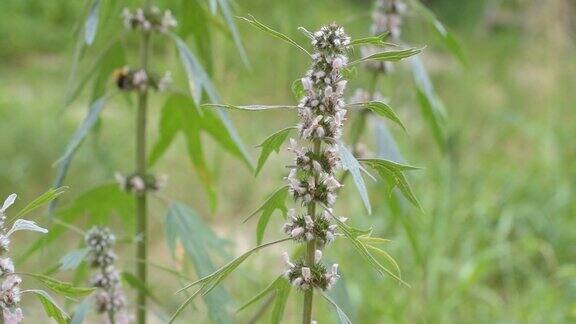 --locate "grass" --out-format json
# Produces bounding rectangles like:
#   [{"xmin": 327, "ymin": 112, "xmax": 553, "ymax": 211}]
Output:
[{"xmin": 0, "ymin": 0, "xmax": 575, "ymax": 322}]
